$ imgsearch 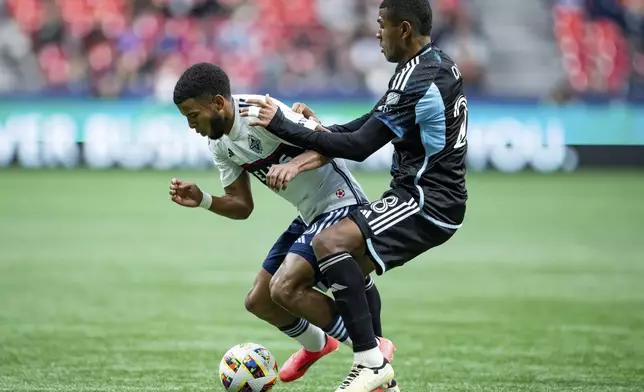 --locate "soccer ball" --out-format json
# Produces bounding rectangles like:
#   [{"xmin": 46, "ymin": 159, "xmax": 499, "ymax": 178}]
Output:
[{"xmin": 219, "ymin": 343, "xmax": 278, "ymax": 392}]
